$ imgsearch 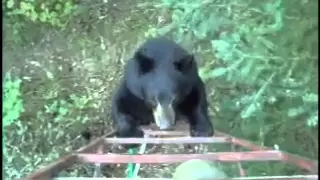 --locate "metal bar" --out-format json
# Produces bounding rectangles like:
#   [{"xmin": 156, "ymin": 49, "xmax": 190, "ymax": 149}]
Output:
[
  {"xmin": 20, "ymin": 154, "xmax": 78, "ymax": 180},
  {"xmin": 21, "ymin": 131, "xmax": 116, "ymax": 180},
  {"xmin": 54, "ymin": 175, "xmax": 318, "ymax": 180},
  {"xmin": 215, "ymin": 131, "xmax": 318, "ymax": 173},
  {"xmin": 215, "ymin": 131, "xmax": 271, "ymax": 151},
  {"xmin": 231, "ymin": 143, "xmax": 246, "ymax": 177},
  {"xmin": 76, "ymin": 132, "xmax": 115, "ymax": 153},
  {"xmin": 104, "ymin": 137, "xmax": 230, "ymax": 144},
  {"xmin": 21, "ymin": 128, "xmax": 318, "ymax": 179},
  {"xmin": 77, "ymin": 150, "xmax": 283, "ymax": 164},
  {"xmin": 93, "ymin": 143, "xmax": 105, "ymax": 177},
  {"xmin": 280, "ymin": 152, "xmax": 318, "ymax": 174},
  {"xmin": 142, "ymin": 129, "xmax": 189, "ymax": 136}
]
